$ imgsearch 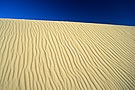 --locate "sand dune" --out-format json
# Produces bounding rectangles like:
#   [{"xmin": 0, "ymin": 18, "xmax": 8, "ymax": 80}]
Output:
[{"xmin": 0, "ymin": 19, "xmax": 135, "ymax": 90}]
